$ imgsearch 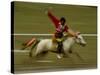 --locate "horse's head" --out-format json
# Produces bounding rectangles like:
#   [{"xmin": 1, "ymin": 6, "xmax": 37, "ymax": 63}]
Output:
[{"xmin": 75, "ymin": 32, "xmax": 87, "ymax": 47}]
